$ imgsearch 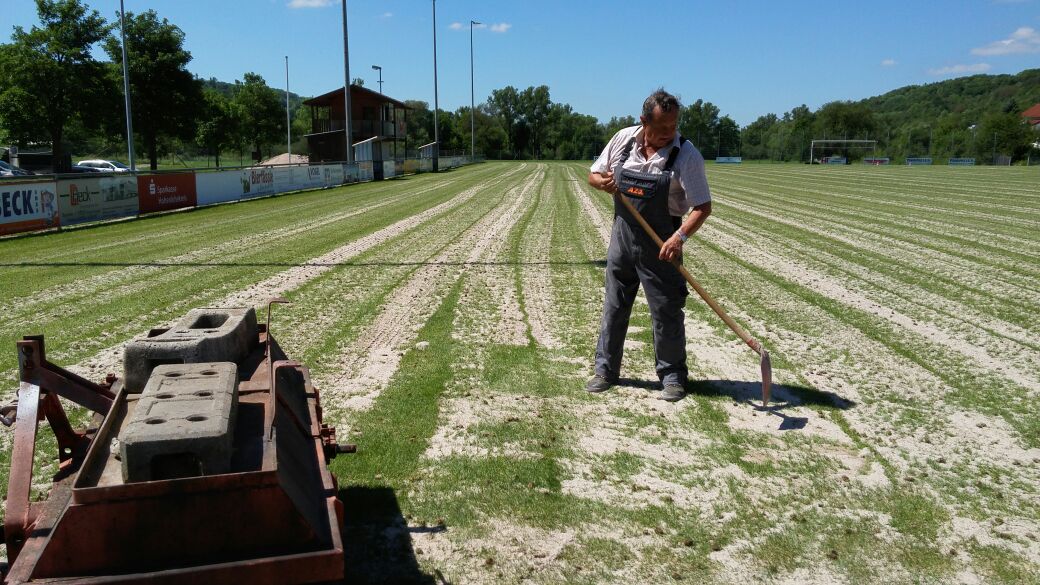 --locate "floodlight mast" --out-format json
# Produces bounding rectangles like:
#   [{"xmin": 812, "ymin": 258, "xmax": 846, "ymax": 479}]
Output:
[
  {"xmin": 342, "ymin": 0, "xmax": 353, "ymax": 164},
  {"xmin": 119, "ymin": 0, "xmax": 135, "ymax": 172}
]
